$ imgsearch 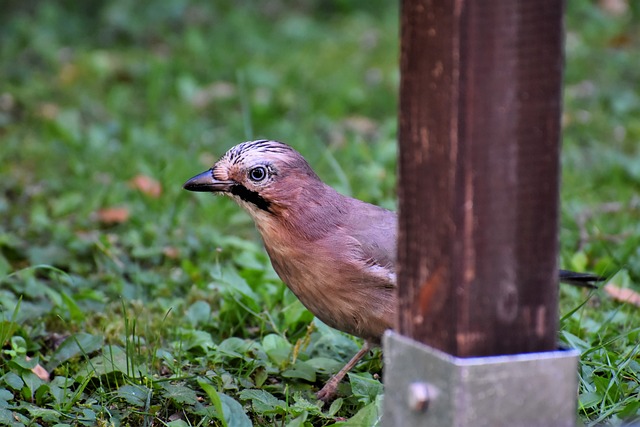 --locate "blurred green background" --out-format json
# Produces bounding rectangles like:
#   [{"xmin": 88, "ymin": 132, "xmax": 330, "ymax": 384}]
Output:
[{"xmin": 1, "ymin": 1, "xmax": 640, "ymax": 426}]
